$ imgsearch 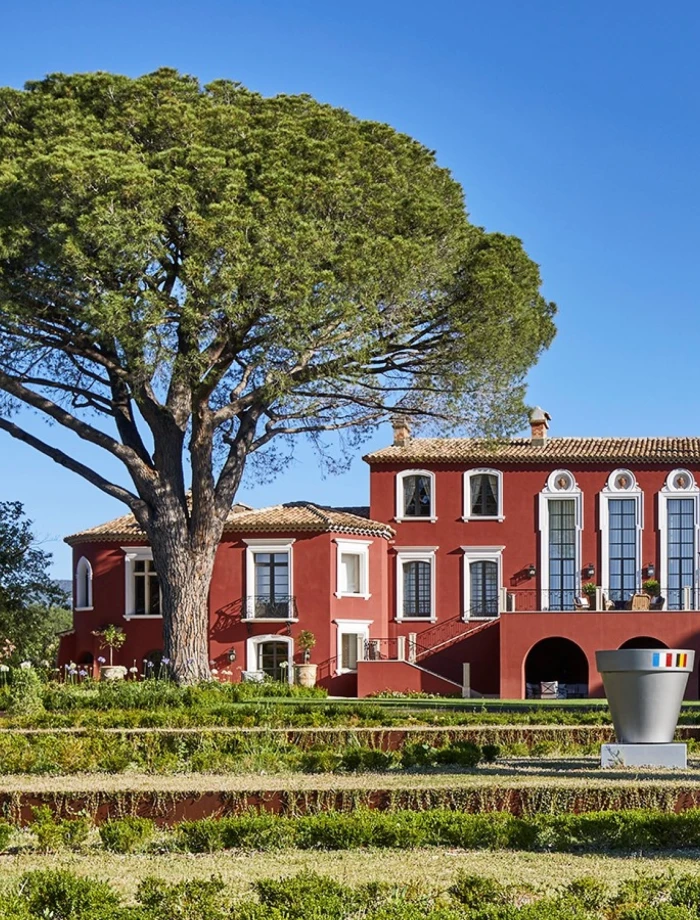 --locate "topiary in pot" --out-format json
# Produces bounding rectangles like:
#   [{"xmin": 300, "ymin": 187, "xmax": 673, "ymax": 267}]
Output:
[{"xmin": 295, "ymin": 631, "xmax": 317, "ymax": 688}]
